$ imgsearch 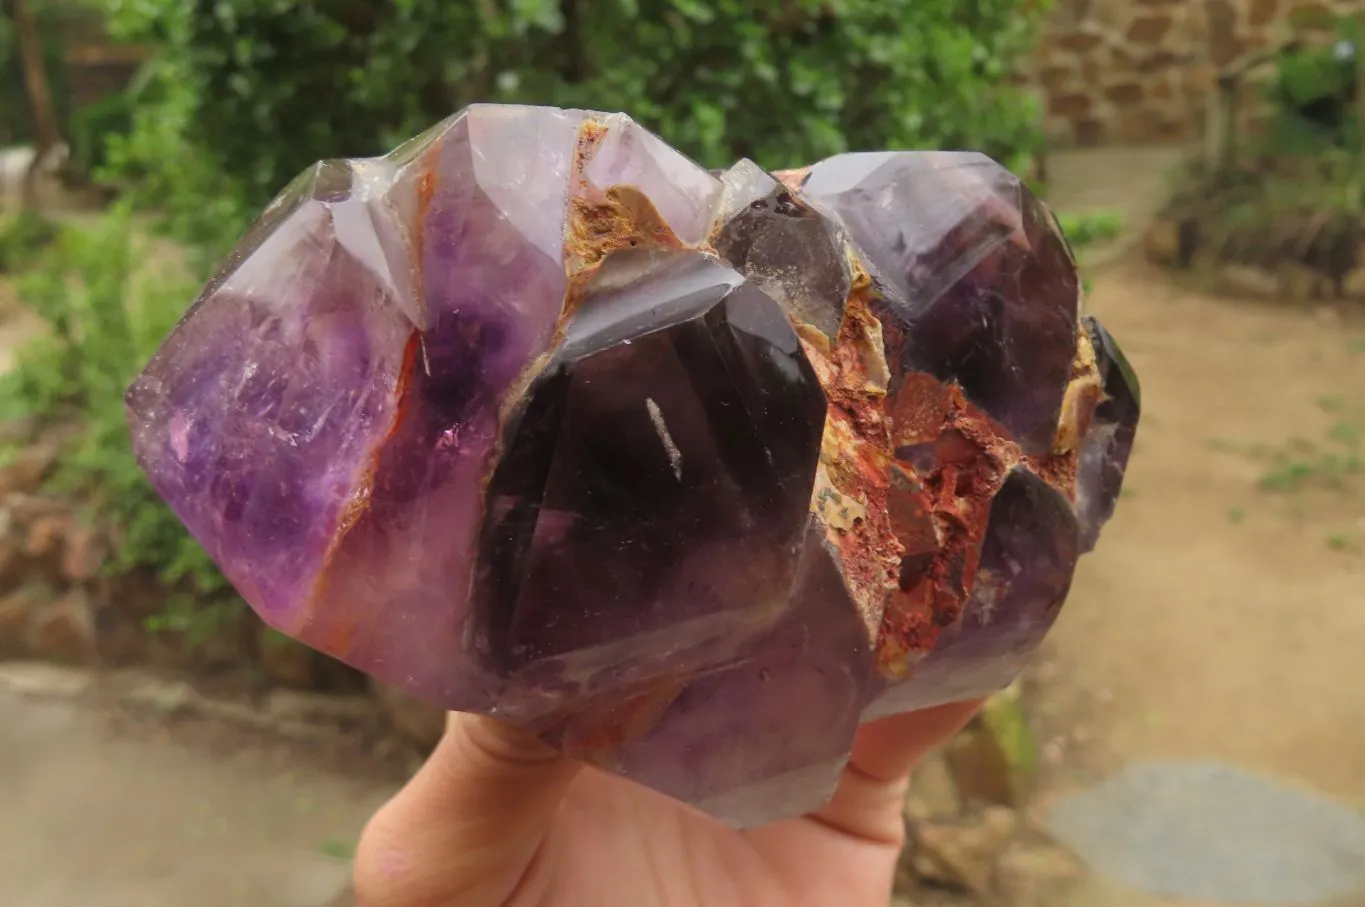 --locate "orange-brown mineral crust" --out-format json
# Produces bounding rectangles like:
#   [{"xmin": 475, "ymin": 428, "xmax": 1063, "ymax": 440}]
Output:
[
  {"xmin": 799, "ymin": 273, "xmax": 903, "ymax": 640},
  {"xmin": 877, "ymin": 381, "xmax": 1014, "ymax": 675},
  {"xmin": 564, "ymin": 119, "xmax": 684, "ymax": 275},
  {"xmin": 1033, "ymin": 324, "xmax": 1104, "ymax": 496},
  {"xmin": 868, "ymin": 322, "xmax": 1100, "ymax": 677},
  {"xmin": 809, "ymin": 286, "xmax": 1100, "ymax": 677}
]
